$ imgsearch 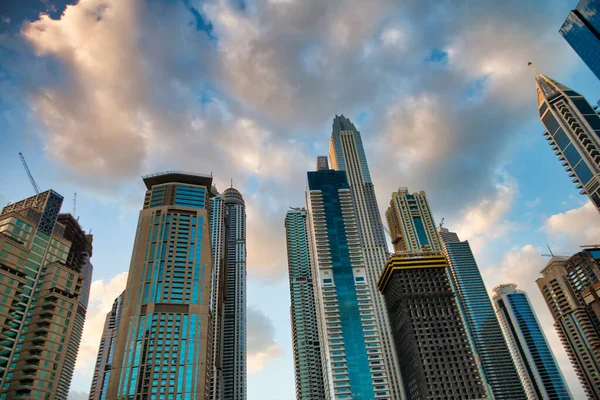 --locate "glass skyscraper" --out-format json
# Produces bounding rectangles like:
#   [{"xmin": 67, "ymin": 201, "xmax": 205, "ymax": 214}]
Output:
[
  {"xmin": 560, "ymin": 0, "xmax": 600, "ymax": 81},
  {"xmin": 537, "ymin": 252, "xmax": 600, "ymax": 399},
  {"xmin": 305, "ymin": 168, "xmax": 391, "ymax": 400},
  {"xmin": 106, "ymin": 172, "xmax": 215, "ymax": 399},
  {"xmin": 220, "ymin": 187, "xmax": 247, "ymax": 400},
  {"xmin": 329, "ymin": 115, "xmax": 403, "ymax": 398},
  {"xmin": 439, "ymin": 226, "xmax": 525, "ymax": 399},
  {"xmin": 493, "ymin": 284, "xmax": 573, "ymax": 400},
  {"xmin": 89, "ymin": 292, "xmax": 125, "ymax": 400},
  {"xmin": 285, "ymin": 208, "xmax": 325, "ymax": 399},
  {"xmin": 531, "ymin": 67, "xmax": 600, "ymax": 213}
]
